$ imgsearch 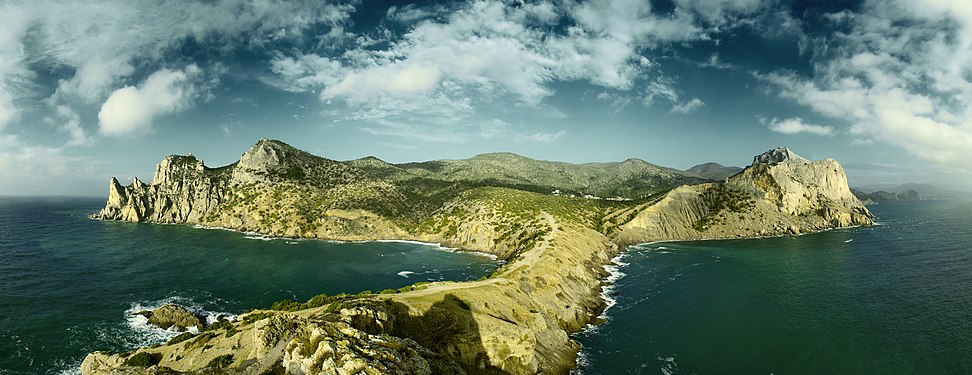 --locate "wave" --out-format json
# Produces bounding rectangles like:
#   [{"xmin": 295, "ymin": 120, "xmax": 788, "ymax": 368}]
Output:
[
  {"xmin": 122, "ymin": 296, "xmax": 238, "ymax": 345},
  {"xmin": 371, "ymin": 239, "xmax": 500, "ymax": 260},
  {"xmin": 571, "ymin": 253, "xmax": 631, "ymax": 373},
  {"xmin": 397, "ymin": 271, "xmax": 415, "ymax": 278}
]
